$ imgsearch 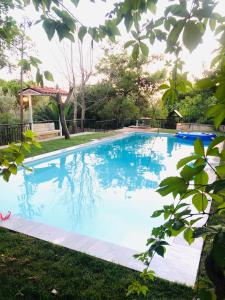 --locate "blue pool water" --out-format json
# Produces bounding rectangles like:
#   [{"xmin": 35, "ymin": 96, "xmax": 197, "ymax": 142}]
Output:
[{"xmin": 0, "ymin": 133, "xmax": 201, "ymax": 251}]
